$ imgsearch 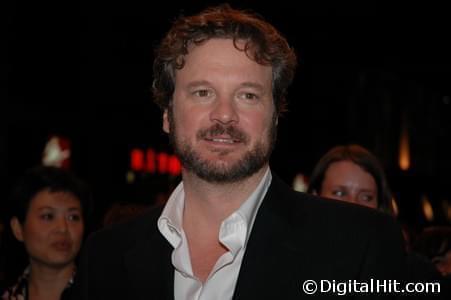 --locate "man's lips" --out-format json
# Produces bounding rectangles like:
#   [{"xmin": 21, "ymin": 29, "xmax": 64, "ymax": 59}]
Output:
[
  {"xmin": 197, "ymin": 124, "xmax": 248, "ymax": 145},
  {"xmin": 204, "ymin": 137, "xmax": 241, "ymax": 144}
]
